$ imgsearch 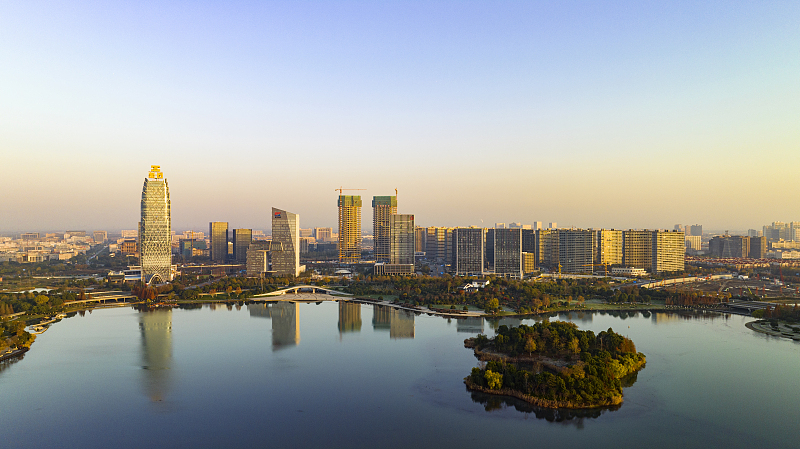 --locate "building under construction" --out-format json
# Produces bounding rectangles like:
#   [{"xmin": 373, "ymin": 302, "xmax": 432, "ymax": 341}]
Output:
[
  {"xmin": 338, "ymin": 195, "xmax": 362, "ymax": 262},
  {"xmin": 372, "ymin": 195, "xmax": 397, "ymax": 262}
]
